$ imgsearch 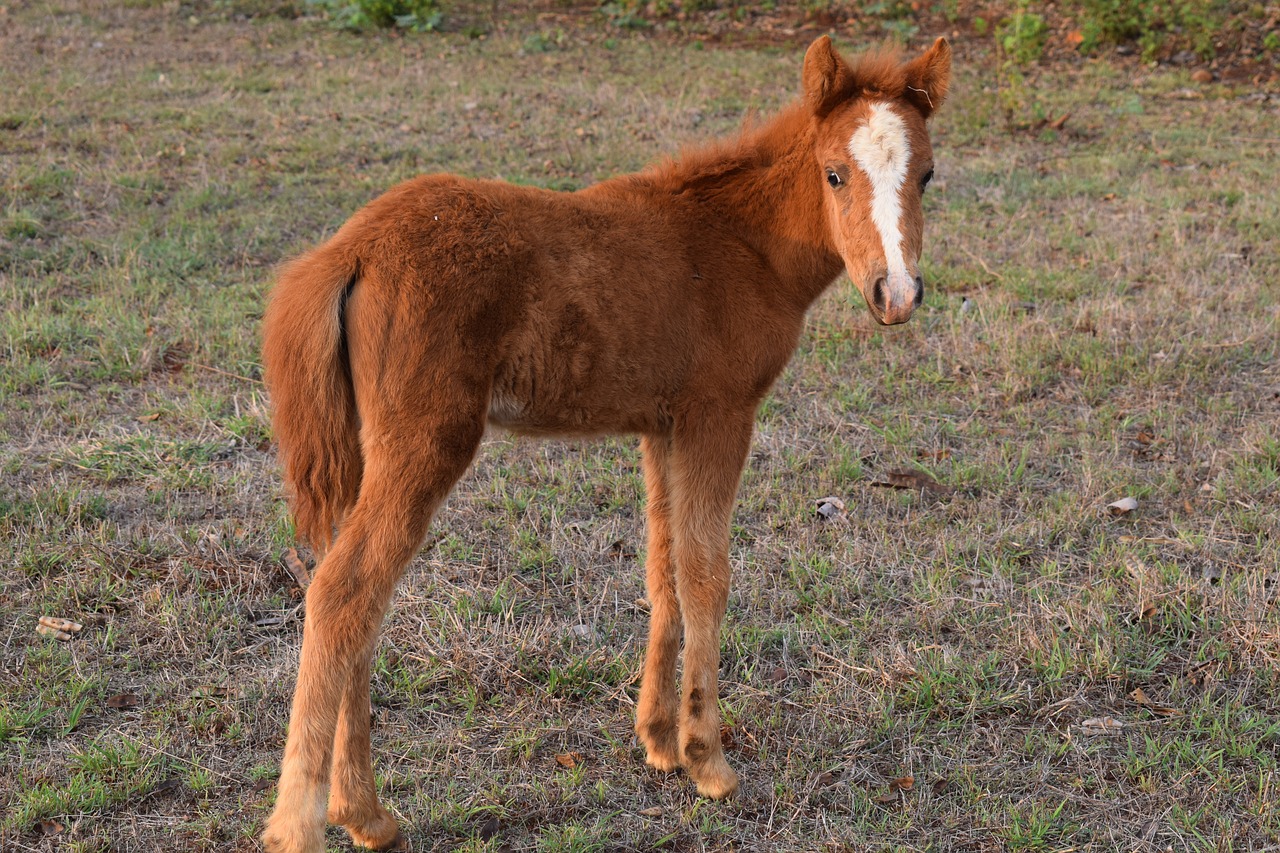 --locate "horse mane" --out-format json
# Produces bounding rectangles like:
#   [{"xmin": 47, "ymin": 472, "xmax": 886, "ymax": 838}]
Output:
[
  {"xmin": 641, "ymin": 44, "xmax": 908, "ymax": 193},
  {"xmin": 642, "ymin": 103, "xmax": 808, "ymax": 193}
]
